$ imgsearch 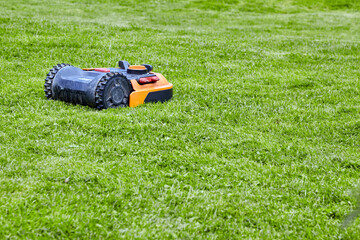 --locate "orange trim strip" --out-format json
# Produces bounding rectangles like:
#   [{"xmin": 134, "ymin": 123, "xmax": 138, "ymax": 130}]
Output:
[{"xmin": 128, "ymin": 65, "xmax": 147, "ymax": 70}]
